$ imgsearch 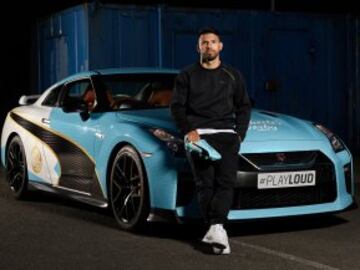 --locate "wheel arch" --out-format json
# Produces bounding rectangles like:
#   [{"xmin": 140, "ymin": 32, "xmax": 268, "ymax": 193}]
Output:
[
  {"xmin": 3, "ymin": 132, "xmax": 21, "ymax": 167},
  {"xmin": 105, "ymin": 141, "xmax": 150, "ymax": 203}
]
